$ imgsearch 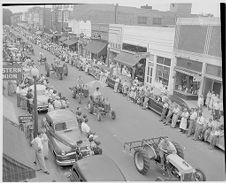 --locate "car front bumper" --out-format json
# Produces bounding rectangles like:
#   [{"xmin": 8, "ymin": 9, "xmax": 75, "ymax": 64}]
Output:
[
  {"xmin": 56, "ymin": 158, "xmax": 76, "ymax": 166},
  {"xmin": 37, "ymin": 105, "xmax": 48, "ymax": 111}
]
